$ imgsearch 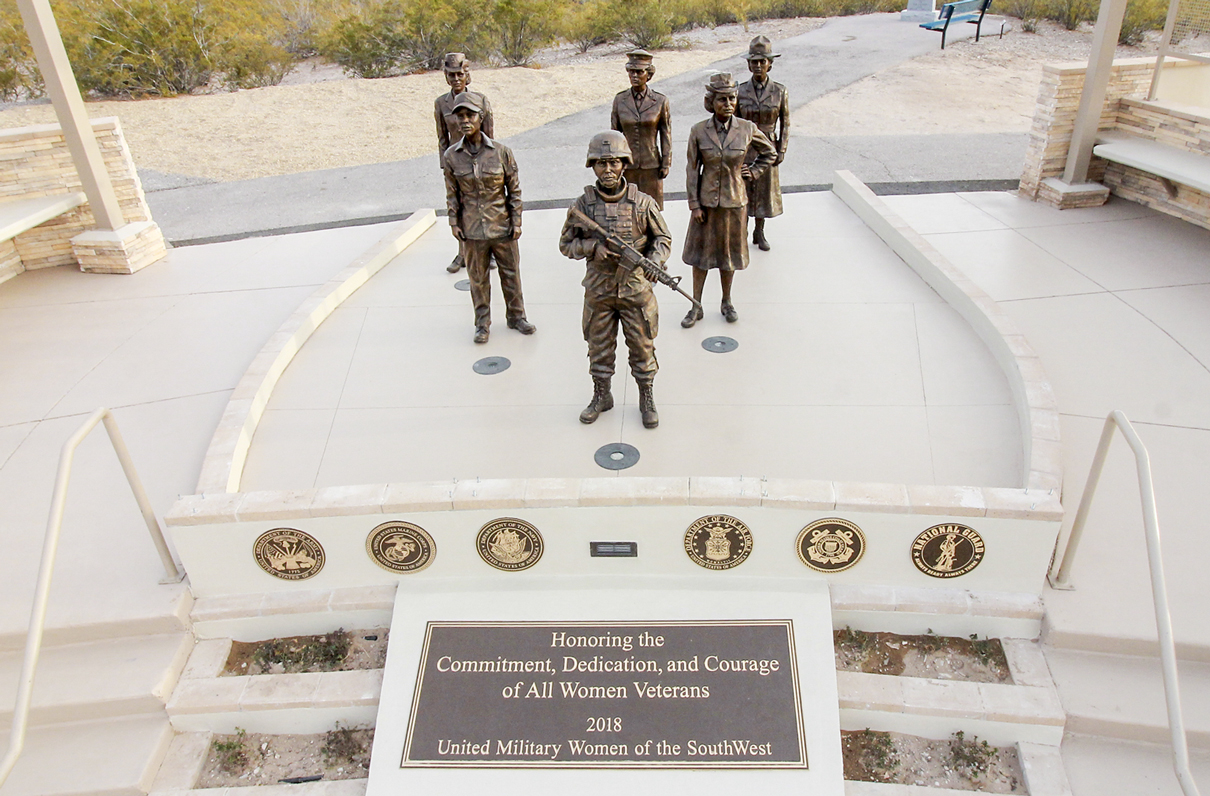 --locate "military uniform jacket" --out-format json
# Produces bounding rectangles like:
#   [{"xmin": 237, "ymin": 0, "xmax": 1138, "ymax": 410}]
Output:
[
  {"xmin": 443, "ymin": 136, "xmax": 521, "ymax": 240},
  {"xmin": 685, "ymin": 117, "xmax": 777, "ymax": 210},
  {"xmin": 737, "ymin": 79, "xmax": 789, "ymax": 159},
  {"xmin": 559, "ymin": 183, "xmax": 672, "ymax": 299},
  {"xmin": 434, "ymin": 90, "xmax": 495, "ymax": 156},
  {"xmin": 610, "ymin": 88, "xmax": 672, "ymax": 172}
]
